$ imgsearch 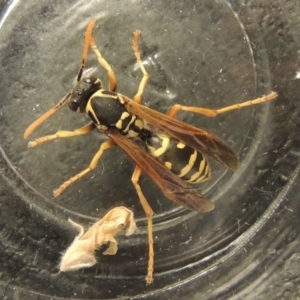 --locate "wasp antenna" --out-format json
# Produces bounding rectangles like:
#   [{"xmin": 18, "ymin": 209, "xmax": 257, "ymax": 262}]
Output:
[
  {"xmin": 77, "ymin": 19, "xmax": 97, "ymax": 82},
  {"xmin": 24, "ymin": 93, "xmax": 71, "ymax": 139}
]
